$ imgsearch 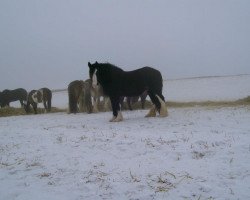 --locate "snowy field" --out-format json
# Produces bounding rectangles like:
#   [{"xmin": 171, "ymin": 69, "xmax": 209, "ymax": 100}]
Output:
[{"xmin": 1, "ymin": 75, "xmax": 250, "ymax": 200}]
